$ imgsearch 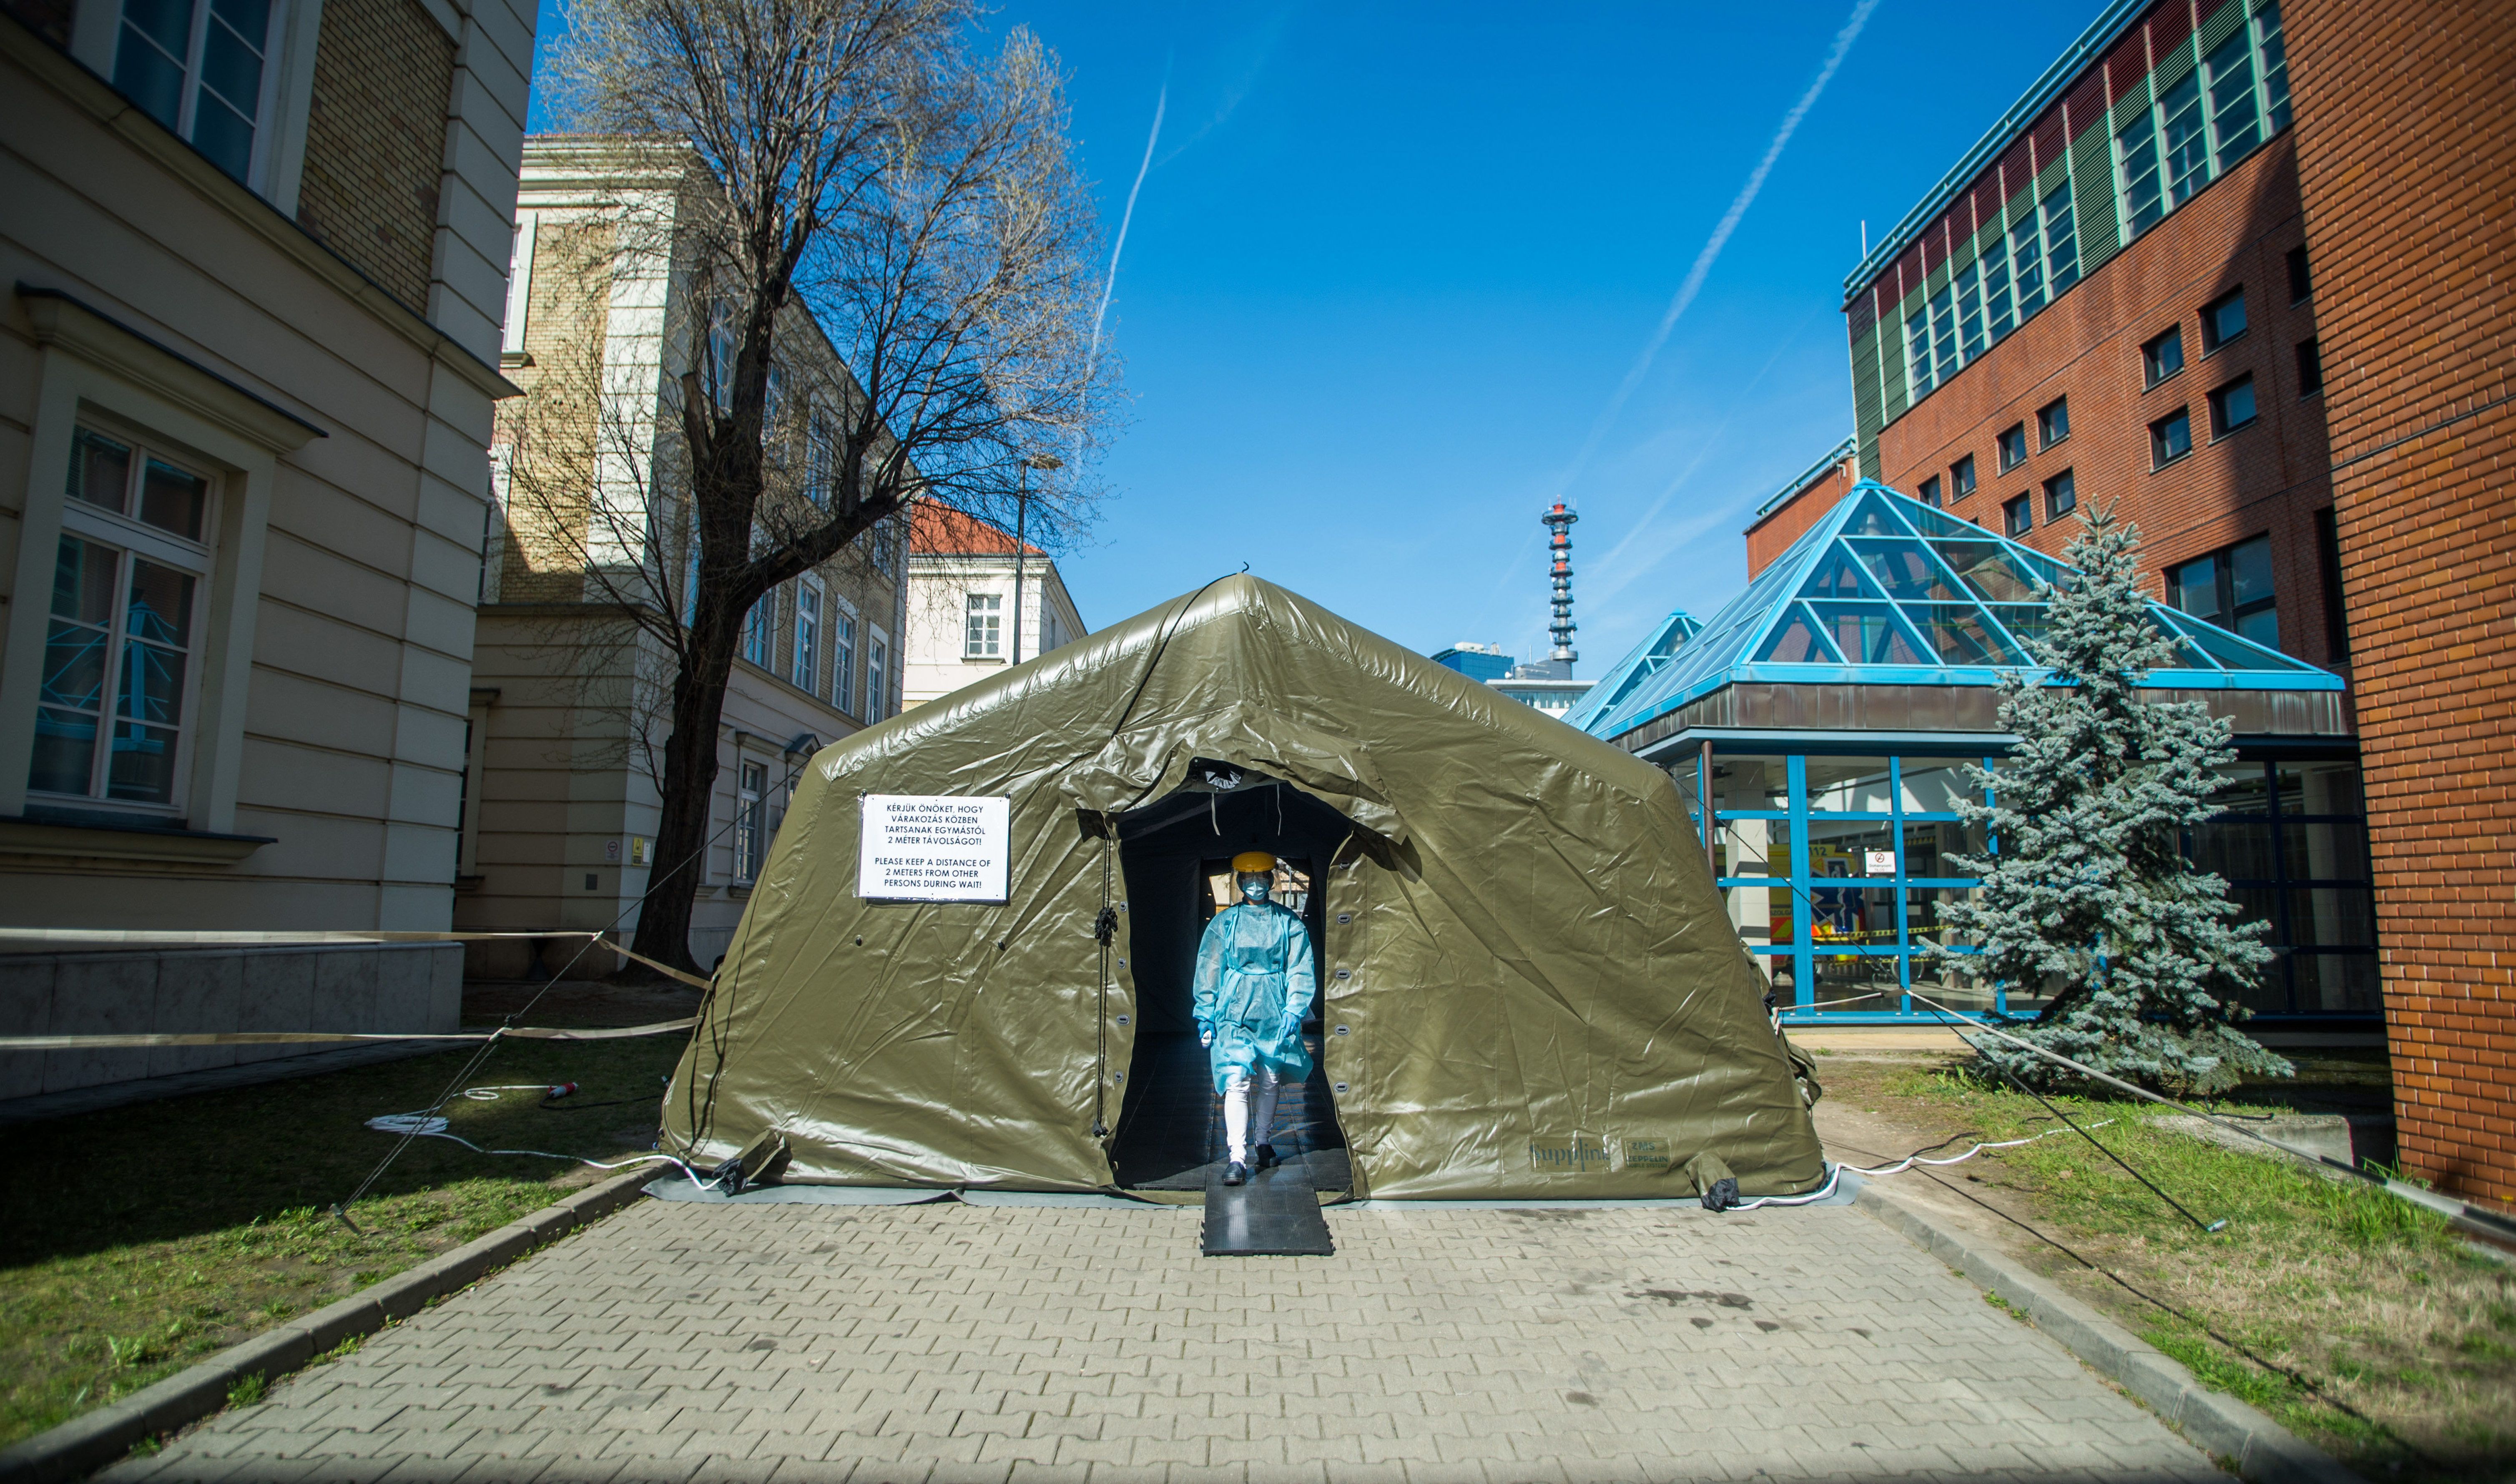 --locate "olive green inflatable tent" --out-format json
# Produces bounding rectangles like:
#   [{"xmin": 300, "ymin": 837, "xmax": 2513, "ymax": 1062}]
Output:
[{"xmin": 662, "ymin": 575, "xmax": 1826, "ymax": 1199}]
